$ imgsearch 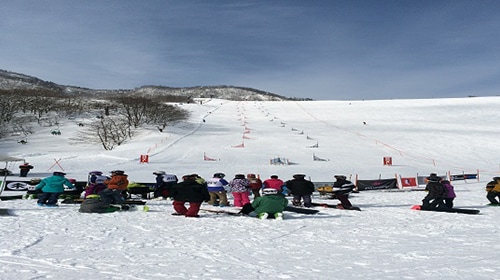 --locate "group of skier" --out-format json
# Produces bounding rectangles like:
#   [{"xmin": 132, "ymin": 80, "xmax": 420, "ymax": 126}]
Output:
[
  {"xmin": 37, "ymin": 168, "xmax": 500, "ymax": 215},
  {"xmin": 32, "ymin": 168, "xmax": 359, "ymax": 218}
]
